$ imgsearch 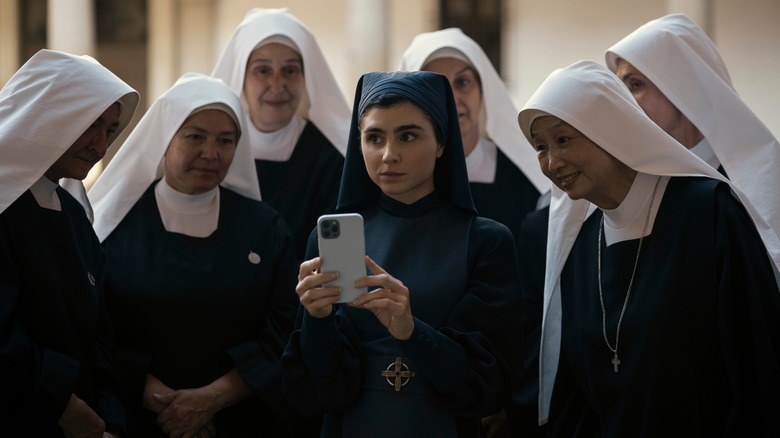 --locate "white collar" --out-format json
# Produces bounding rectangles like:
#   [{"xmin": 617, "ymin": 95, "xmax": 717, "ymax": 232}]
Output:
[
  {"xmin": 30, "ymin": 176, "xmax": 61, "ymax": 211},
  {"xmin": 689, "ymin": 137, "xmax": 720, "ymax": 170},
  {"xmin": 465, "ymin": 137, "xmax": 497, "ymax": 183},
  {"xmin": 602, "ymin": 173, "xmax": 668, "ymax": 246},
  {"xmin": 155, "ymin": 178, "xmax": 219, "ymax": 238},
  {"xmin": 247, "ymin": 115, "xmax": 305, "ymax": 161}
]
